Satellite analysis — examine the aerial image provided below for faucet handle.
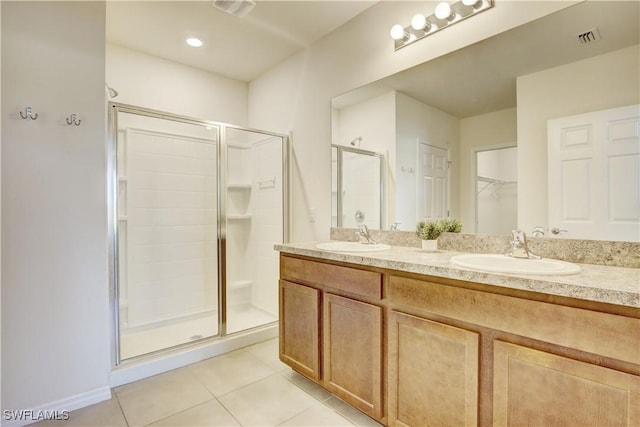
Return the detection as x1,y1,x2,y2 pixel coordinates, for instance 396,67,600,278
531,226,545,237
511,229,526,243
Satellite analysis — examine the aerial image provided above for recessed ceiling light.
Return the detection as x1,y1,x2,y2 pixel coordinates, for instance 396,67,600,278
186,37,203,47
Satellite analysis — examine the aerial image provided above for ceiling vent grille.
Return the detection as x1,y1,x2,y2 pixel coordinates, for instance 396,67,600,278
212,0,256,17
577,28,601,44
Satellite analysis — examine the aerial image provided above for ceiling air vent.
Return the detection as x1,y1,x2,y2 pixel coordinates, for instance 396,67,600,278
212,0,256,18
577,28,601,44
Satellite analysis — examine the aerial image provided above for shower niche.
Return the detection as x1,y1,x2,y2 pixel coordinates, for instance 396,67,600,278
109,104,288,362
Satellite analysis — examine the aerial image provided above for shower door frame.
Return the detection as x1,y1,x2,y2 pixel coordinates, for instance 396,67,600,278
332,144,386,229
107,102,290,366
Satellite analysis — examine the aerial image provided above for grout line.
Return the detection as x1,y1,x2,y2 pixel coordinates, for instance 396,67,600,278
212,395,244,427
112,389,131,427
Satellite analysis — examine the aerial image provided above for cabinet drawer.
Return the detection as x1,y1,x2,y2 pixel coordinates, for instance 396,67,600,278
281,255,382,300
389,275,640,364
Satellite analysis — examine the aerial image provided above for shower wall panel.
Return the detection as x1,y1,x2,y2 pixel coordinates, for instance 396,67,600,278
249,137,284,316
117,113,218,336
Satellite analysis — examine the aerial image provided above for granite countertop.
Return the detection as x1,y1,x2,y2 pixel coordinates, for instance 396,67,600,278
275,241,640,308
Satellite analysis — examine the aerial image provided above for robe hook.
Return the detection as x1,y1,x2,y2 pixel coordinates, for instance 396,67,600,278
19,107,38,120
66,114,81,126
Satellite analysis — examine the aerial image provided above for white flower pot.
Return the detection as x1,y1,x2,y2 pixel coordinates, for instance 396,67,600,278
421,239,438,252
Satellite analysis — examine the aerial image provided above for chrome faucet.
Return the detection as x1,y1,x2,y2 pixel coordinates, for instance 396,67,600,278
506,229,540,259
356,224,376,244
390,222,401,230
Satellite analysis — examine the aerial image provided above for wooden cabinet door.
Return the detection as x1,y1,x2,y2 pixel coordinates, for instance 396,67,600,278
323,293,383,420
388,311,479,427
494,340,640,427
279,280,320,381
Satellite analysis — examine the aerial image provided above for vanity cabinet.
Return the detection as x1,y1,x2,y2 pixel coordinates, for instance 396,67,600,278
279,255,385,421
279,253,640,427
388,311,479,427
279,280,320,381
493,341,639,426
324,293,383,419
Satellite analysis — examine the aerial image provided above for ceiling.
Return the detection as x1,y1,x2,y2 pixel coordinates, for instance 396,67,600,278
106,0,377,82
333,1,640,118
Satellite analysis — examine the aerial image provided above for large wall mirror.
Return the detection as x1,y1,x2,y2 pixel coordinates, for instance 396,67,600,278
331,1,639,242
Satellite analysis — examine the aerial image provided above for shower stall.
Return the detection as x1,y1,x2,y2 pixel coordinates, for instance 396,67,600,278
331,144,385,229
108,103,288,363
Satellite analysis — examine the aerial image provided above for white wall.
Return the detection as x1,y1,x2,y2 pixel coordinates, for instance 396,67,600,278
333,91,395,228
248,1,574,242
517,44,640,233
477,147,518,235
396,92,459,231
460,108,517,233
106,43,248,125
1,0,111,415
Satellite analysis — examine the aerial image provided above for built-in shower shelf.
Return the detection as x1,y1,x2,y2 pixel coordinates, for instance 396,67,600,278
118,216,128,221
227,214,252,220
119,176,128,182
230,279,252,289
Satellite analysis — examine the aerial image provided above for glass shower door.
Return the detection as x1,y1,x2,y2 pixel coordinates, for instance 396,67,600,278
224,127,286,334
112,107,220,361
332,145,385,229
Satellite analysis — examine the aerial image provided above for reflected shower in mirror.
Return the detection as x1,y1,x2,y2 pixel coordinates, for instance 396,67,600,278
332,145,385,230
331,1,639,241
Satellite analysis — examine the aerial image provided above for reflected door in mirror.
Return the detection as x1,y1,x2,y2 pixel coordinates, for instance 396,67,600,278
418,143,449,221
548,104,640,242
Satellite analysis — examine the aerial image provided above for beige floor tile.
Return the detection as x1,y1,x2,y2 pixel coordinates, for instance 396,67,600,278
31,397,127,427
114,368,212,426
149,399,240,426
243,338,288,372
323,397,383,427
280,369,333,402
278,402,355,426
187,349,276,396
218,374,318,426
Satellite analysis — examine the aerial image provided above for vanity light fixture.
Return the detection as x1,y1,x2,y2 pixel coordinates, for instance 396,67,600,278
390,0,494,50
434,2,456,21
186,37,204,47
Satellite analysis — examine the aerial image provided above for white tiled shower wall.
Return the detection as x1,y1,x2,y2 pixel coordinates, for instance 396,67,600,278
248,137,284,316
341,152,381,229
119,115,218,330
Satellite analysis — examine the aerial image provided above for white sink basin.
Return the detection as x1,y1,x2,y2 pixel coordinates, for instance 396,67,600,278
316,242,391,253
450,254,581,275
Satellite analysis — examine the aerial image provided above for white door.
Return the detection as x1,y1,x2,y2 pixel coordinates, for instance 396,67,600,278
418,143,449,221
548,104,640,241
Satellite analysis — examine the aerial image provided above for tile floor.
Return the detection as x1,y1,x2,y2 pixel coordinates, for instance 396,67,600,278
34,338,382,427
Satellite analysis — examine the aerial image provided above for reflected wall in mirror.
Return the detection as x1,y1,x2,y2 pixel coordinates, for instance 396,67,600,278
331,1,639,241
475,146,517,235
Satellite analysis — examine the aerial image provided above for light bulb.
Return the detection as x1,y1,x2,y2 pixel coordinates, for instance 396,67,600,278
434,2,455,21
411,14,427,30
186,37,203,47
390,24,406,40
462,0,482,7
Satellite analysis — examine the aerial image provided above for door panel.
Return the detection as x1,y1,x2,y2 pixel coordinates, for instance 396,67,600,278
418,143,449,220
548,104,640,241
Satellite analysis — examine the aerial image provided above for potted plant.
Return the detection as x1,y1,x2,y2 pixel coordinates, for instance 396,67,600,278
416,218,462,251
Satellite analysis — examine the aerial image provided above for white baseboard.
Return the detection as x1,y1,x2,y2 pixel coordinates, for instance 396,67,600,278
110,324,278,387
1,386,111,427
